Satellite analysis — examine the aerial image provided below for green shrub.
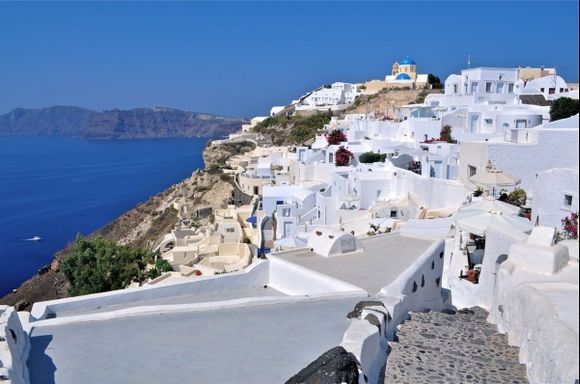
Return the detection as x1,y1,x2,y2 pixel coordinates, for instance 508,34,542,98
550,97,579,121
359,152,387,163
60,235,154,296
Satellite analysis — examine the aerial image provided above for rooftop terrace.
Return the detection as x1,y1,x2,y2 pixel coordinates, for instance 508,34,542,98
272,233,435,295
28,296,363,384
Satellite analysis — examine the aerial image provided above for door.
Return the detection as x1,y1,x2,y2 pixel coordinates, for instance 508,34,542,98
283,222,292,238
470,115,479,133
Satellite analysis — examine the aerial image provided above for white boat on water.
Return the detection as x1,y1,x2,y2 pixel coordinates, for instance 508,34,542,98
29,236,42,241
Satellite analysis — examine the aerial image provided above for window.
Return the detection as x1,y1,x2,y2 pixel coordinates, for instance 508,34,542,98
390,210,398,218
485,118,493,125
485,82,493,93
564,194,574,207
468,165,477,178
515,119,527,129
226,228,235,233
508,83,514,93
540,88,545,93
560,88,564,93
282,208,291,217
496,82,504,93
470,82,479,93
453,84,458,94
549,88,556,94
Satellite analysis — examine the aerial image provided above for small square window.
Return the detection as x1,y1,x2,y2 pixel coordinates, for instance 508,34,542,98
485,82,493,93
564,194,573,207
390,210,398,218
468,165,477,178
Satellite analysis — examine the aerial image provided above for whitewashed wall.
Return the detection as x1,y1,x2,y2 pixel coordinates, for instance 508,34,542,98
0,307,30,384
478,222,529,310
267,255,365,296
31,261,270,320
532,168,579,228
460,128,580,191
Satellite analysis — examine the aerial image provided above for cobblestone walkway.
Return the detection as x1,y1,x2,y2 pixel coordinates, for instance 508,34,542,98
385,307,529,384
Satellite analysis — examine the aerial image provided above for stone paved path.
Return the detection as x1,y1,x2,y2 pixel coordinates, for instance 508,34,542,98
385,307,529,384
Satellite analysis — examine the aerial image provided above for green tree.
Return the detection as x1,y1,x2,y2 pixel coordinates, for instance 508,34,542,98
439,125,456,143
60,235,154,296
427,74,442,89
550,97,580,121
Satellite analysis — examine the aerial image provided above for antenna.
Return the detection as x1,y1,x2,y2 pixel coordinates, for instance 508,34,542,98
467,53,471,69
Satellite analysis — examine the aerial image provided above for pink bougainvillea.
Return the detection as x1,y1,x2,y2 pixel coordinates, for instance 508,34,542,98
561,211,578,240
335,146,353,167
326,130,347,145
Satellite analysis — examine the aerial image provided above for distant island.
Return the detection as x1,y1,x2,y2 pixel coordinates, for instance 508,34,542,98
0,106,246,139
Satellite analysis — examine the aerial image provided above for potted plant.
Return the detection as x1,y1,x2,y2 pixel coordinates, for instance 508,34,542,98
473,186,484,197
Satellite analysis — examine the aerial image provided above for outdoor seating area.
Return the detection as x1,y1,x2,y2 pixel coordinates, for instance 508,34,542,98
460,234,486,284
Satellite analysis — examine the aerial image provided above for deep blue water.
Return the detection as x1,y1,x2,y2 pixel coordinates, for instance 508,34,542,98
0,137,207,297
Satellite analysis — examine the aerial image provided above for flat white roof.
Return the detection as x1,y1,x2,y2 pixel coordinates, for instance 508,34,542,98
28,296,362,384
272,233,434,295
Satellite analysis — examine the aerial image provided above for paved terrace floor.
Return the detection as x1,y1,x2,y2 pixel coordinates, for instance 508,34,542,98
28,296,363,384
274,233,435,295
50,285,286,318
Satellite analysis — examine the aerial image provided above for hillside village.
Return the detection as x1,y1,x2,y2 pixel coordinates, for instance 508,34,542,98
1,58,579,384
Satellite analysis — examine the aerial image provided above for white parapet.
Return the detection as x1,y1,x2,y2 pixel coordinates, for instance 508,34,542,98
0,306,30,384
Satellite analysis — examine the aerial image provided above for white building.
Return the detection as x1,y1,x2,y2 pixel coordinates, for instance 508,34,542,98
459,114,580,191
523,75,578,100
296,82,361,112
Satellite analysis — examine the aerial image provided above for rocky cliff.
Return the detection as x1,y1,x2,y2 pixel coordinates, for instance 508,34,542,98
0,106,245,139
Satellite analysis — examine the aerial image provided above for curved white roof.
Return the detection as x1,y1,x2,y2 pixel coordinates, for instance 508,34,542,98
307,228,361,257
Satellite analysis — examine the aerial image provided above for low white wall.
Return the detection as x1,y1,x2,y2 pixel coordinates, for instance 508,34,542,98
0,306,30,384
478,223,529,310
30,261,270,321
489,271,579,384
341,304,390,384
380,238,445,315
339,238,446,383
267,255,365,296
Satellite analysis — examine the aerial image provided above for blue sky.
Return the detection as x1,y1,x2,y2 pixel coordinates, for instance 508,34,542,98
1,1,578,117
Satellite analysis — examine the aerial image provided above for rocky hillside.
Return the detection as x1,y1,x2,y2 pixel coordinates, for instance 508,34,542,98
0,106,245,139
342,88,443,117
251,88,444,146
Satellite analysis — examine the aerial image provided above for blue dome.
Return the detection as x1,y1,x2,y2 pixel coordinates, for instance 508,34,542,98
396,73,412,80
399,56,416,65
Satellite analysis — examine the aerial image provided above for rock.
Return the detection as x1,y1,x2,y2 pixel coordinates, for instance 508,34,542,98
364,313,381,328
14,300,29,311
347,300,386,319
285,346,360,384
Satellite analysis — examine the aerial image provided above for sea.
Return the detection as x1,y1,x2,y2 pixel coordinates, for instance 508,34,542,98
0,136,207,297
